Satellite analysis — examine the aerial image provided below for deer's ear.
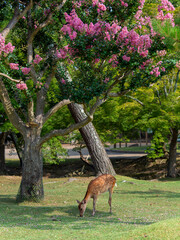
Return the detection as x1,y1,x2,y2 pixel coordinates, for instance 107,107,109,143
76,200,80,204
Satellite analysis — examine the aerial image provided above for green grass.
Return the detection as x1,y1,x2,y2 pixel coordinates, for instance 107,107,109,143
0,175,179,240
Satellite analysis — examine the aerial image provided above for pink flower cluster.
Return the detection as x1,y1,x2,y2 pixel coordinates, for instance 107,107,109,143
22,67,31,75
61,9,152,60
158,0,175,12
117,28,152,58
150,67,161,77
61,78,66,84
140,59,153,69
16,83,28,90
92,0,107,13
33,54,43,64
104,77,110,83
36,81,43,89
0,34,15,55
61,10,121,41
119,0,128,7
72,1,82,8
10,63,19,70
56,45,70,59
157,0,175,27
176,61,180,70
156,50,167,57
122,55,130,62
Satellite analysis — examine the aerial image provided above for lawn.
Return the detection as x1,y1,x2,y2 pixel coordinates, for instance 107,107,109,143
0,175,179,240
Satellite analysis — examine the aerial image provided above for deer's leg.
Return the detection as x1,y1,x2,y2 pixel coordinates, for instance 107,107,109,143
92,196,97,216
108,188,113,213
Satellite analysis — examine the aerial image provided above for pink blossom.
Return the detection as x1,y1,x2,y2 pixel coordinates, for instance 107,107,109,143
61,78,66,84
104,77,110,83
56,49,67,59
22,16,26,20
161,67,166,72
157,50,167,57
156,0,175,27
92,0,99,7
16,83,28,90
94,58,100,63
140,50,149,57
117,27,129,41
0,34,15,55
33,54,43,64
156,61,162,66
120,0,128,7
150,67,160,77
158,0,175,12
176,61,180,70
69,31,77,40
98,3,106,12
122,55,130,62
22,67,31,75
10,63,19,70
104,31,111,41
108,54,117,63
3,42,15,54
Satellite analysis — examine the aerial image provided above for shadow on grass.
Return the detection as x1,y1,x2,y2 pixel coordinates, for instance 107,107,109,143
0,194,154,231
116,189,180,198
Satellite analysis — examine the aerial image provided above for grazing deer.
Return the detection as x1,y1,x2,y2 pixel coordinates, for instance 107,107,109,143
77,174,116,217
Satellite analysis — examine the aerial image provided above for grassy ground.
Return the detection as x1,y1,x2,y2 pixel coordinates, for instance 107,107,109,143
0,175,179,240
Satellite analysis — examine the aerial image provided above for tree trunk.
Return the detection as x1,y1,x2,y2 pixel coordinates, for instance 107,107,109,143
0,132,6,173
167,128,178,178
68,103,116,176
16,131,44,202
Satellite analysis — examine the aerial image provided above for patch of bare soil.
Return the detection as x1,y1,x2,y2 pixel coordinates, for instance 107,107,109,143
2,156,180,179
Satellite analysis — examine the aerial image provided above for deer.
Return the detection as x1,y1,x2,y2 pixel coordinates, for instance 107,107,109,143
77,174,116,217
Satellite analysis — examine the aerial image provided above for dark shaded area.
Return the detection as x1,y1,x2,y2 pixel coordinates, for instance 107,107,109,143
2,156,180,180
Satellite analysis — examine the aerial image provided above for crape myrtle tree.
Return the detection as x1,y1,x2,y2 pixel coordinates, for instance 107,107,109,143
0,0,98,202
0,0,177,201
56,0,177,175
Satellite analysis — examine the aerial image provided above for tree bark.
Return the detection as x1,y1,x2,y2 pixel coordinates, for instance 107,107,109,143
0,132,6,172
68,103,116,176
16,130,44,202
167,128,178,178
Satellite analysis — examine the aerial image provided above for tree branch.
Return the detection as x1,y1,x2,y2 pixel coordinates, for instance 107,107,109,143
1,0,33,38
35,64,58,118
38,114,93,147
0,73,21,83
42,99,71,125
0,78,26,135
27,0,67,46
125,95,144,106
108,89,130,97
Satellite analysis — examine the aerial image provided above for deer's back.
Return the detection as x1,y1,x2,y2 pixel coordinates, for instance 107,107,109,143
87,174,116,197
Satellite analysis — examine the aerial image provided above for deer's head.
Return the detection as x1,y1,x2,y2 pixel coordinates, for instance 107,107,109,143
77,199,87,217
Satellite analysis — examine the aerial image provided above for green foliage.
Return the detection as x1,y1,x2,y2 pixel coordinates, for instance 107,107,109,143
42,137,67,165
146,132,167,159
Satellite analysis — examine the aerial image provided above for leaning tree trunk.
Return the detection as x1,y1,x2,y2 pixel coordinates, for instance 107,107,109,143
68,103,116,176
167,128,178,178
0,132,6,173
16,129,44,202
